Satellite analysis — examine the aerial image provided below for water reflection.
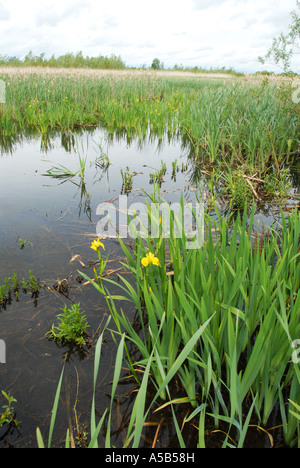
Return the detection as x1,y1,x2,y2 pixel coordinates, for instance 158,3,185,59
0,125,299,448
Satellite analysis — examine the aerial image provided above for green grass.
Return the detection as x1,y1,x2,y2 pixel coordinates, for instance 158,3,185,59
1,72,299,178
36,185,300,448
83,186,300,447
1,70,299,447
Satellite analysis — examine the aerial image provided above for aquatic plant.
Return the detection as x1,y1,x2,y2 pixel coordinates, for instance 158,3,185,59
28,270,39,295
46,303,89,347
120,166,134,194
18,238,31,249
0,285,7,305
0,390,20,428
11,273,19,300
0,72,298,182
43,164,78,180
0,271,39,309
84,186,300,447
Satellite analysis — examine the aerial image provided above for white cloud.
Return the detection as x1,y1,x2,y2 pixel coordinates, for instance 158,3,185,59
0,2,10,21
0,0,299,72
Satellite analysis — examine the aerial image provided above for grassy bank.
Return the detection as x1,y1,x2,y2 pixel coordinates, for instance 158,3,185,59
1,71,298,171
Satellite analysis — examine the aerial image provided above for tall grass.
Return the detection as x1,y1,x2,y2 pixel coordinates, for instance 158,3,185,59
1,72,298,175
83,186,300,447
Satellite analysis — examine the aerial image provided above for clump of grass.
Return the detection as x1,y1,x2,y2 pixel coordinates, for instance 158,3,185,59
171,159,180,181
150,160,167,185
46,303,89,347
120,166,134,194
28,270,39,295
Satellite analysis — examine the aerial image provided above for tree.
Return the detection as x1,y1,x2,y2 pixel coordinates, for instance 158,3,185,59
151,58,163,70
258,1,300,73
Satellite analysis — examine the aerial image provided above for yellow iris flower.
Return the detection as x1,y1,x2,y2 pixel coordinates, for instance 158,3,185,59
141,252,159,267
90,238,105,251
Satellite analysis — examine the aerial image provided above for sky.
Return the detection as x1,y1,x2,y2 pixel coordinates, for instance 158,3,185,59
0,0,299,73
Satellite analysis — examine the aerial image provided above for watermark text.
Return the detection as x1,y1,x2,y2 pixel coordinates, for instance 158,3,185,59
292,339,300,364
96,195,204,249
0,80,6,104
0,339,6,364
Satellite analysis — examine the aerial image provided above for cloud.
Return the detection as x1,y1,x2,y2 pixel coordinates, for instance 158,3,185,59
192,0,228,10
0,0,299,73
0,3,10,21
34,0,88,27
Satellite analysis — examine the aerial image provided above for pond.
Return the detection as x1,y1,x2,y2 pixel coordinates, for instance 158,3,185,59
0,127,299,447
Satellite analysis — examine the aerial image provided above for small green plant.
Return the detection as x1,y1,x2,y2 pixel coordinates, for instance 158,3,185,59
47,303,89,346
28,270,39,295
18,238,31,249
120,166,134,194
0,390,20,428
150,160,167,185
4,278,11,295
11,273,19,300
0,285,7,305
20,277,27,293
0,271,39,308
171,159,180,180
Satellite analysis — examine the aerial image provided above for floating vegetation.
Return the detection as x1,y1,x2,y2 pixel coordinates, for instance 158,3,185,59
42,164,78,180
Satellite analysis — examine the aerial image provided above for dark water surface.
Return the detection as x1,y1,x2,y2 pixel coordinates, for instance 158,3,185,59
0,128,298,447
0,128,194,447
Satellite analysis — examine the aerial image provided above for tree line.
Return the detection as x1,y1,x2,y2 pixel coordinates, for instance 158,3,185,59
0,51,126,70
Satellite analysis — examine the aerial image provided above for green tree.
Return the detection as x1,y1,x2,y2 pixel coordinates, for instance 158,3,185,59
151,58,162,70
259,1,300,73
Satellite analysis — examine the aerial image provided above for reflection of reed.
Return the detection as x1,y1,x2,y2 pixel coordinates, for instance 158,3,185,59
0,133,21,155
77,181,92,221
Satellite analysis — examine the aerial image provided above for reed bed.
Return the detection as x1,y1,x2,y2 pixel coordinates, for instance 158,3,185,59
1,71,299,174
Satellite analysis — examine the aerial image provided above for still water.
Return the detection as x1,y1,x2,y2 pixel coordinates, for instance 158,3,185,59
0,128,195,447
0,127,298,447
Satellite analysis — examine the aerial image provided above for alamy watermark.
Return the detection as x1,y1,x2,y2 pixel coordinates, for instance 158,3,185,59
292,339,300,364
0,79,6,104
292,85,300,104
96,195,204,249
0,339,6,364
